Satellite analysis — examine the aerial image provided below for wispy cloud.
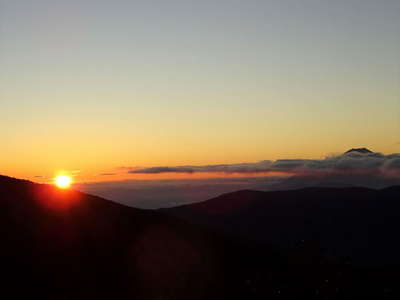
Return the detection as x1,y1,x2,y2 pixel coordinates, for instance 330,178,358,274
118,166,142,170
129,161,273,174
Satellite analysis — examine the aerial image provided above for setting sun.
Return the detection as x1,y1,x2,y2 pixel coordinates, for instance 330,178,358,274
54,175,72,189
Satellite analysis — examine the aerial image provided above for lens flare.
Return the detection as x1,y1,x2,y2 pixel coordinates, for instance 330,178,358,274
54,175,72,189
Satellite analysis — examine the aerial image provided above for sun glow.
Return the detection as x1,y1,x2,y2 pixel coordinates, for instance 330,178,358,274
54,175,72,189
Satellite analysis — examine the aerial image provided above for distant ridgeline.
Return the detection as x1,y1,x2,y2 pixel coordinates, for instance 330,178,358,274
344,148,374,154
163,185,400,265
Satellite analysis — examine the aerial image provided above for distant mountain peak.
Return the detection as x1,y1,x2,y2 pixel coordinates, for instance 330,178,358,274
344,148,373,154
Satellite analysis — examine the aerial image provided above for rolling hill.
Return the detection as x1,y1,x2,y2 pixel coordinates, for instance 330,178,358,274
2,174,400,299
0,175,245,299
163,186,400,265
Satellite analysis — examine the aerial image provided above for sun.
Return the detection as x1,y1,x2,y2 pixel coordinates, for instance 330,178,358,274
54,175,72,189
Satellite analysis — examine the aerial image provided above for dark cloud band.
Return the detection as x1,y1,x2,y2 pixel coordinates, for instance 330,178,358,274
129,152,400,175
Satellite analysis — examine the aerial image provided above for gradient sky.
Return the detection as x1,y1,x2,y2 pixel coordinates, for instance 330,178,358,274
1,0,399,183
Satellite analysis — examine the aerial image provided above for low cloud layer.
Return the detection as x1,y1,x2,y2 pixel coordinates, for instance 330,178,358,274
78,177,284,209
129,151,400,176
78,150,400,209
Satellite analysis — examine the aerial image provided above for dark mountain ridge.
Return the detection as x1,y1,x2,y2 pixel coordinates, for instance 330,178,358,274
0,175,246,299
2,174,400,299
344,148,374,154
163,186,400,265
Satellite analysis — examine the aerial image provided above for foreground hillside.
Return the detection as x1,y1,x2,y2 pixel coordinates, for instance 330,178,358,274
0,175,243,299
1,175,400,299
163,186,400,265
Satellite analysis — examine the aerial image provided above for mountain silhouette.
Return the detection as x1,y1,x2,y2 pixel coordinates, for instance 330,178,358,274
163,186,400,265
0,175,252,299
2,174,400,299
344,148,374,154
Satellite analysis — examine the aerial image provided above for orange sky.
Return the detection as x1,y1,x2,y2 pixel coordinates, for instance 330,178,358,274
1,1,399,184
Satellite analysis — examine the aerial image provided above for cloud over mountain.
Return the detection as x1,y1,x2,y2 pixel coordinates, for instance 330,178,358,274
80,149,400,209
129,150,400,176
